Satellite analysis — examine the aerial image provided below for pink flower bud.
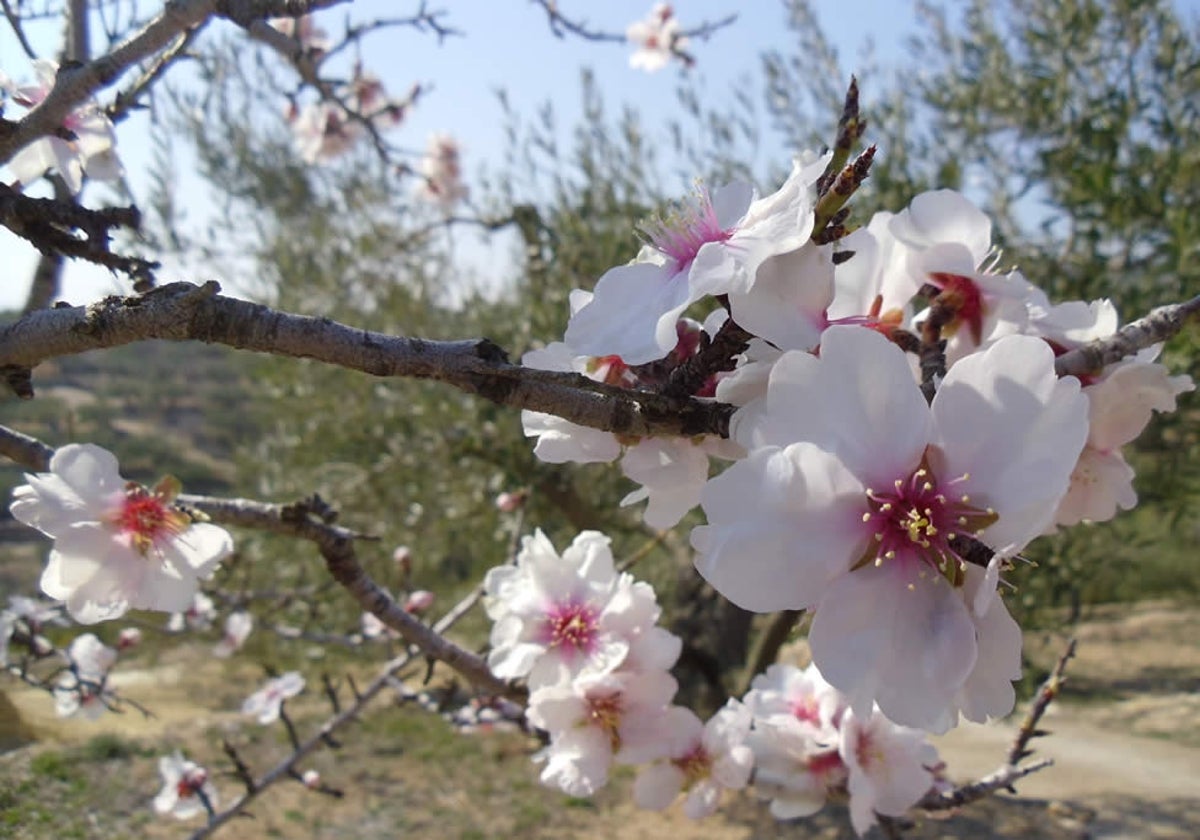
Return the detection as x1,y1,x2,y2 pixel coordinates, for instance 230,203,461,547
117,627,142,650
403,590,435,615
393,545,412,571
301,769,321,790
494,490,528,512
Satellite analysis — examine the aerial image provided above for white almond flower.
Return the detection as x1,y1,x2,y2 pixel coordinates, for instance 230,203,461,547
565,155,828,365
10,444,233,625
167,591,216,632
153,751,217,820
242,671,306,724
633,700,754,818
626,3,687,72
839,707,938,836
416,133,469,212
54,633,117,719
292,100,362,164
528,667,678,796
212,610,254,658
483,530,659,689
0,60,122,194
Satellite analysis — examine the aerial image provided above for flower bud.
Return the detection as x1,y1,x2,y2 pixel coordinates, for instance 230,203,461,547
494,490,528,512
403,590,435,615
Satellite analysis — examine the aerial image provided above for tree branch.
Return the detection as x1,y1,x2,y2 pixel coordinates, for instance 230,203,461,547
0,0,347,166
0,281,734,438
1055,293,1200,377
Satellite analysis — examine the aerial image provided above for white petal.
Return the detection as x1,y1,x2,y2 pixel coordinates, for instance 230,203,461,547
932,335,1088,555
692,444,864,612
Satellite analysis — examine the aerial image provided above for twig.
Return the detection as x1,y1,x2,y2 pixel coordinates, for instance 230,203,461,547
1055,293,1200,377
186,552,510,840
919,758,1054,811
1008,638,1076,766
1,0,38,59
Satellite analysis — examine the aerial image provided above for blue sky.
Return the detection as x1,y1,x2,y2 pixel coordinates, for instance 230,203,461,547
0,0,920,310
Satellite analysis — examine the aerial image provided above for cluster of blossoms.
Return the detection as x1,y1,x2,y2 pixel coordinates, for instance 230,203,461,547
745,663,941,835
484,529,749,809
288,68,416,165
0,595,61,665
483,531,942,832
0,59,123,194
525,166,1193,736
626,3,689,72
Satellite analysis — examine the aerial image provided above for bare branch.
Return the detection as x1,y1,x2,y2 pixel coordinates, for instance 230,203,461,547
187,543,516,840
1055,293,1200,377
2,0,39,59
0,281,734,438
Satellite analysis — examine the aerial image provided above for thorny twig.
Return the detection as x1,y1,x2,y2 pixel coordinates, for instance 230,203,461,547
919,639,1077,813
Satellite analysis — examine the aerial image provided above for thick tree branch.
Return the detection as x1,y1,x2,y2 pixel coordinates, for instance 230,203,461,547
0,281,734,438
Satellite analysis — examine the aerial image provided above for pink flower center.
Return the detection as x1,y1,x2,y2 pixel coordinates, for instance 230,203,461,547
858,456,997,585
807,749,846,784
672,742,713,789
176,768,207,799
112,484,188,555
586,691,625,749
788,697,821,725
640,188,733,271
927,272,986,346
538,600,599,660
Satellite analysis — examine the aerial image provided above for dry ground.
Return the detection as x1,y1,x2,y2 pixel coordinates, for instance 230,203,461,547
1,601,1198,839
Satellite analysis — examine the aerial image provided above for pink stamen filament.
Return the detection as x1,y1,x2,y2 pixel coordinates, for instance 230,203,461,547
858,455,997,585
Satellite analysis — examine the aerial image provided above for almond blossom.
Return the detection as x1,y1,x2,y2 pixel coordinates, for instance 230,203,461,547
242,671,306,724
167,591,216,632
626,3,686,72
154,751,217,820
10,444,233,625
564,155,828,365
891,190,1039,363
633,699,754,818
1053,360,1193,525
416,133,469,212
1028,297,1195,526
212,610,253,658
838,706,939,835
528,666,678,796
0,60,123,194
483,530,659,689
694,326,1088,730
54,633,117,719
270,14,330,53
291,100,363,164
